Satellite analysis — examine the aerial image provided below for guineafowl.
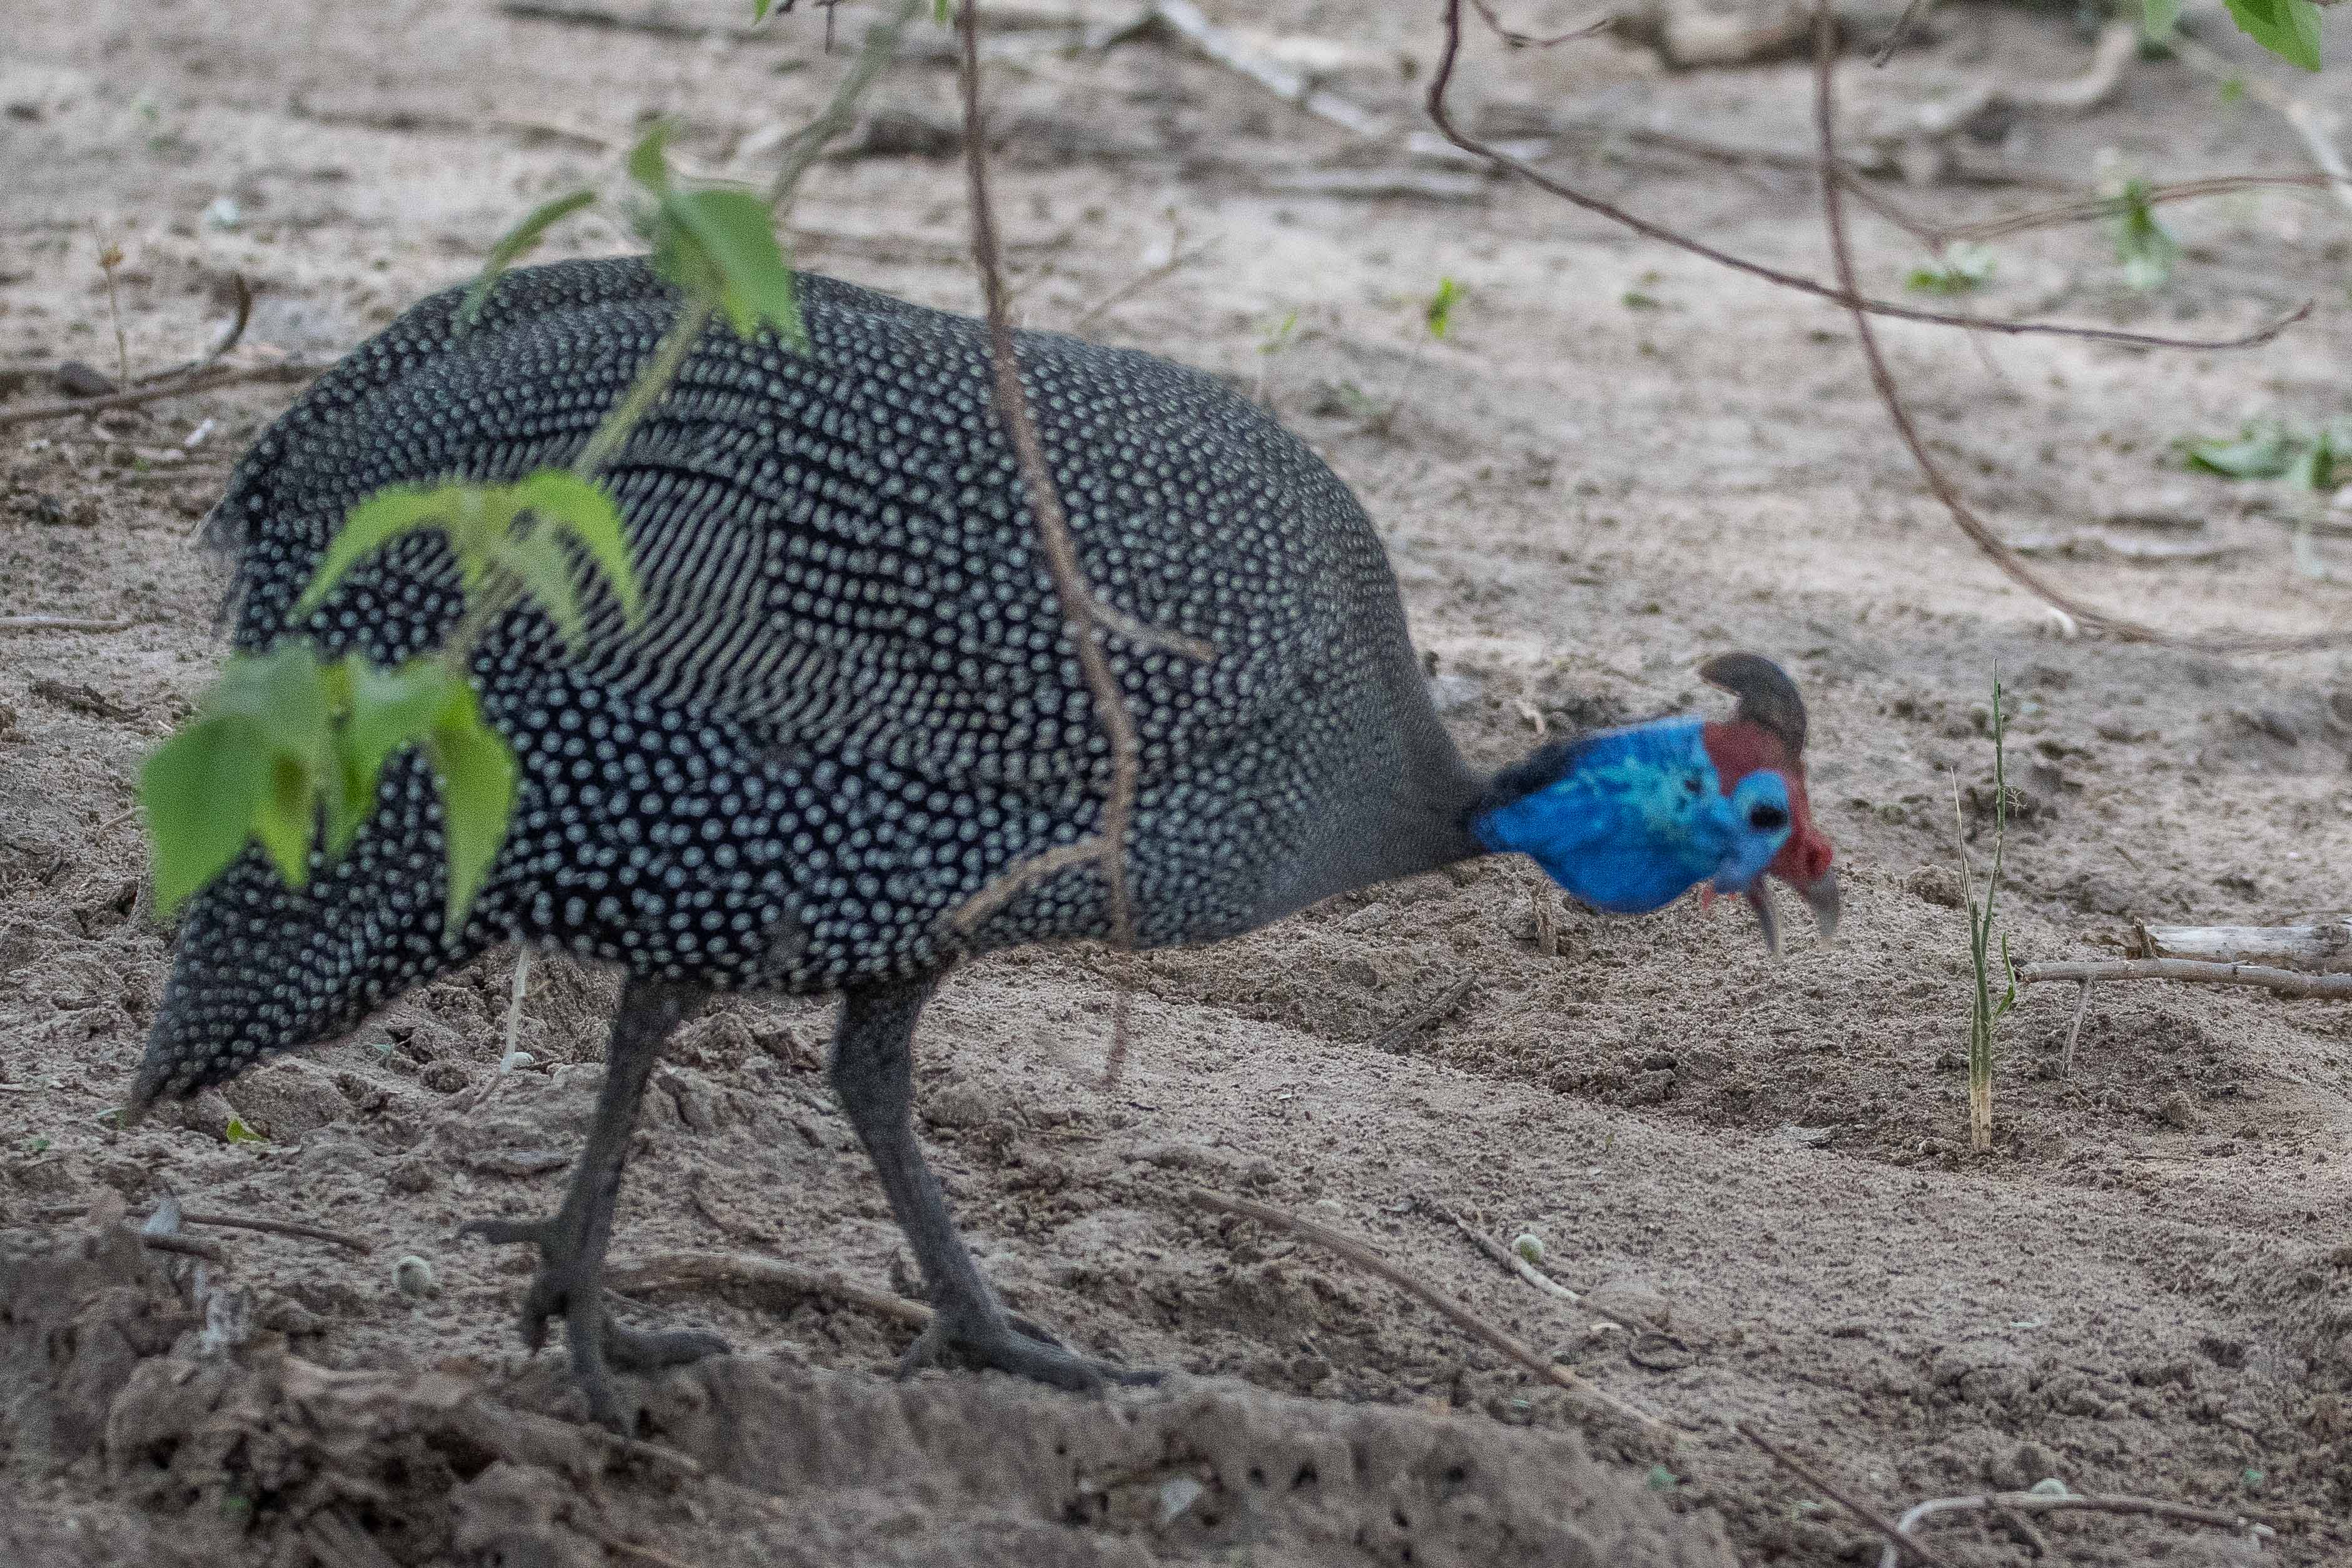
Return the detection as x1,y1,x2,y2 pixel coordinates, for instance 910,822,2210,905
127,258,1838,1426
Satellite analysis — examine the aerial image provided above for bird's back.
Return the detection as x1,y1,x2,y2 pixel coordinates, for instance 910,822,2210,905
203,258,1474,991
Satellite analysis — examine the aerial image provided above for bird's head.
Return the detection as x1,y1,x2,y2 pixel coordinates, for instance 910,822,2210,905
1470,652,1838,951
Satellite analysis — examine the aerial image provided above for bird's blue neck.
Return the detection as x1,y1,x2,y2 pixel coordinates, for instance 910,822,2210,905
1471,718,1779,915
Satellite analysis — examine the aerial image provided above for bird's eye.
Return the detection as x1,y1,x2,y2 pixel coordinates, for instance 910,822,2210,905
1748,803,1788,831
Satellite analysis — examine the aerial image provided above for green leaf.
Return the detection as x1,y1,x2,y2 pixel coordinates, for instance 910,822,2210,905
1425,276,1461,340
2109,180,2179,292
141,715,268,918
626,123,672,194
223,1116,266,1145
298,483,497,617
664,186,804,344
252,752,318,889
344,660,457,786
490,528,587,649
1906,242,1995,296
510,470,643,625
2184,423,2296,478
2142,0,2182,38
751,0,771,16
2224,0,2323,68
459,188,597,331
423,685,519,931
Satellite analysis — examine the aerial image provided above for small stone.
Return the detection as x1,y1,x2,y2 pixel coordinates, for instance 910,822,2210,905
2155,1090,2198,1130
1511,1232,1546,1265
394,1255,437,1298
420,1061,472,1094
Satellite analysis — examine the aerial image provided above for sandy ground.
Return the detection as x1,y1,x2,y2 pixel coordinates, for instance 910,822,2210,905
7,1,2352,1563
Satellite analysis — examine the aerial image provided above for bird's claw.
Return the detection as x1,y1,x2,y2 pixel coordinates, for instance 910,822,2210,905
898,1306,1162,1393
457,1210,729,1429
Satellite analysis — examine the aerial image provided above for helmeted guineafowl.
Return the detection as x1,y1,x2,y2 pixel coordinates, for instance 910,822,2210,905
128,257,1838,1425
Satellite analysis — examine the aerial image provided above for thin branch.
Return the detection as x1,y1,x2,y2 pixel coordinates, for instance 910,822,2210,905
1739,1422,1963,1568
0,359,326,432
1878,1489,2269,1568
768,0,926,211
139,1232,232,1265
2017,958,2352,998
178,1208,373,1254
2171,31,2352,223
1149,1,1388,139
1365,973,1477,1053
1424,0,2309,353
1190,1186,1676,1437
1870,0,1932,65
1469,0,1614,48
1806,6,2348,655
1071,230,1219,332
138,273,253,386
606,1248,932,1327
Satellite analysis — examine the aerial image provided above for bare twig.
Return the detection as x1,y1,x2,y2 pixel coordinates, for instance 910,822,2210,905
594,1534,701,1568
140,273,253,385
1806,6,2346,654
2017,958,2352,998
0,360,325,432
1148,1,1387,139
1425,0,2308,353
139,1232,232,1265
1908,19,2136,138
2171,31,2352,223
1877,1489,2268,1568
178,1208,373,1254
1740,1421,1964,1568
1366,973,1477,1053
942,0,1212,956
768,0,926,211
1071,225,1218,331
1870,0,1932,65
1469,0,1613,48
1191,1186,1675,1437
2060,978,2089,1078
1420,1195,1591,1306
0,615,138,634
606,1248,932,1328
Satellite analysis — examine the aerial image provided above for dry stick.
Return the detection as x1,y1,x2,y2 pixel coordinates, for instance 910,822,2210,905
949,0,1212,1089
1191,1186,1676,1438
2134,918,2352,968
1869,0,1932,65
2060,976,2090,1078
1467,0,1614,49
0,360,325,432
1070,232,1219,332
176,1208,373,1253
1366,973,1476,1053
1422,0,2306,353
1877,1490,2269,1568
606,1248,933,1328
139,1231,232,1265
1804,8,2348,655
1148,1,1387,139
1739,1421,1964,1568
2171,31,2352,222
2018,958,2352,998
139,273,253,386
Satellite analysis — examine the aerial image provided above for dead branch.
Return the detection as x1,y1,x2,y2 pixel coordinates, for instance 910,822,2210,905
1470,0,1614,48
0,360,325,432
2007,530,2250,565
1070,225,1219,331
1190,1186,1676,1437
1903,173,2341,250
0,615,139,634
606,1248,932,1327
768,0,926,211
2017,958,2352,999
1426,0,2308,353
178,1208,374,1254
2131,919,2352,971
1806,6,2347,654
1147,1,1387,140
1739,1421,1962,1568
1877,1489,2269,1568
1907,18,2136,139
138,274,253,386
1366,973,1478,1053
2171,30,2352,223
139,1232,232,1265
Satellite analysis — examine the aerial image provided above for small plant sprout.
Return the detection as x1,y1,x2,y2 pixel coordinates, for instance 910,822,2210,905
98,239,130,387
1511,1232,1546,1265
2109,178,2181,291
1424,276,1462,340
1952,666,2019,1155
1905,242,1995,296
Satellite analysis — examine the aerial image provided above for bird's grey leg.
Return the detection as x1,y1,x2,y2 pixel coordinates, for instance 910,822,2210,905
831,976,1160,1392
459,974,727,1428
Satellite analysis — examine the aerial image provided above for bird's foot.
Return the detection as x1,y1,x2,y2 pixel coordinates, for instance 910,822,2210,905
458,1211,729,1429
900,1303,1162,1393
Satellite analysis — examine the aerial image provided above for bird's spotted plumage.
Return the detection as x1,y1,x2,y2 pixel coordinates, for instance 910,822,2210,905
144,258,1475,1100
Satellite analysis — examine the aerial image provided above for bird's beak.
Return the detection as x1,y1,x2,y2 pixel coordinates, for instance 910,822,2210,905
1745,869,1839,956
1797,869,1840,944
